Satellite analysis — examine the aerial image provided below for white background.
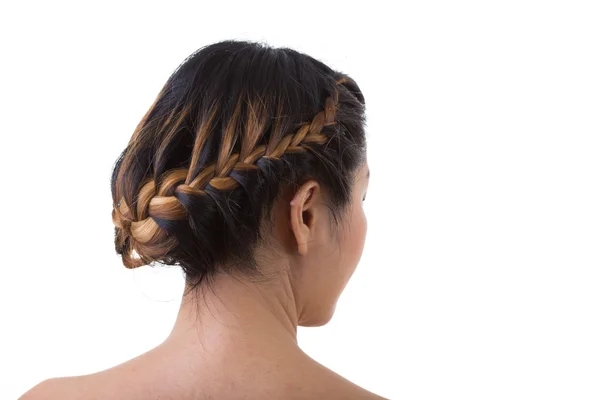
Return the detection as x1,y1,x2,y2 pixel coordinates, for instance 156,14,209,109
1,1,599,399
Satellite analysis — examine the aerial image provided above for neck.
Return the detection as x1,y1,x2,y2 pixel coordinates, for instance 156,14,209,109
163,268,300,349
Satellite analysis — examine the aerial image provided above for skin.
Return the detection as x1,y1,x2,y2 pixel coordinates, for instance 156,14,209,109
21,162,387,399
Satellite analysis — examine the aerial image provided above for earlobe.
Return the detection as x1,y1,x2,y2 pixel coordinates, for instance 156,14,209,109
289,181,320,256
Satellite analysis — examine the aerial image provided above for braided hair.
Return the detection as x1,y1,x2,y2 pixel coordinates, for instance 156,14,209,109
110,40,366,290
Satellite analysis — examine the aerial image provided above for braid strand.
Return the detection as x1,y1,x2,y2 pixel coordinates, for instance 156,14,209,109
113,83,344,268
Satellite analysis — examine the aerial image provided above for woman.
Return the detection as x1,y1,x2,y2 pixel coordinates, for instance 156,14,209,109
22,40,385,399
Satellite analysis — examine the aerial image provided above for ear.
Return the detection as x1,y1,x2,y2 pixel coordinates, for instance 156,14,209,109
289,180,321,256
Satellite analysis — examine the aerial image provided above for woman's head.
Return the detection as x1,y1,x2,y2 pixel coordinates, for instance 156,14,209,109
111,40,368,325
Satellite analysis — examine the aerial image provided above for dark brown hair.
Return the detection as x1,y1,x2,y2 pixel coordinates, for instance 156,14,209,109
111,40,367,292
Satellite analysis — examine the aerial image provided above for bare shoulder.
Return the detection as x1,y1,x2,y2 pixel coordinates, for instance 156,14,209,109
19,376,91,400
17,352,388,400
286,352,389,400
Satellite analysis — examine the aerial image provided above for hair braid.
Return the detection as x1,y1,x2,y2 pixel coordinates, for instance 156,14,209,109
112,79,347,269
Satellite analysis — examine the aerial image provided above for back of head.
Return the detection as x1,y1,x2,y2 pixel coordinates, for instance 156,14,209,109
111,40,367,292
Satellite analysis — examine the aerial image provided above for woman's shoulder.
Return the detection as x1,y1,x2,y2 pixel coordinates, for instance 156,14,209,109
293,353,388,399
18,353,387,400
19,376,86,400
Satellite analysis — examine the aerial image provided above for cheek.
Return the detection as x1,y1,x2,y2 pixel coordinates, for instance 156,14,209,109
349,206,367,266
338,203,367,280
304,205,367,326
